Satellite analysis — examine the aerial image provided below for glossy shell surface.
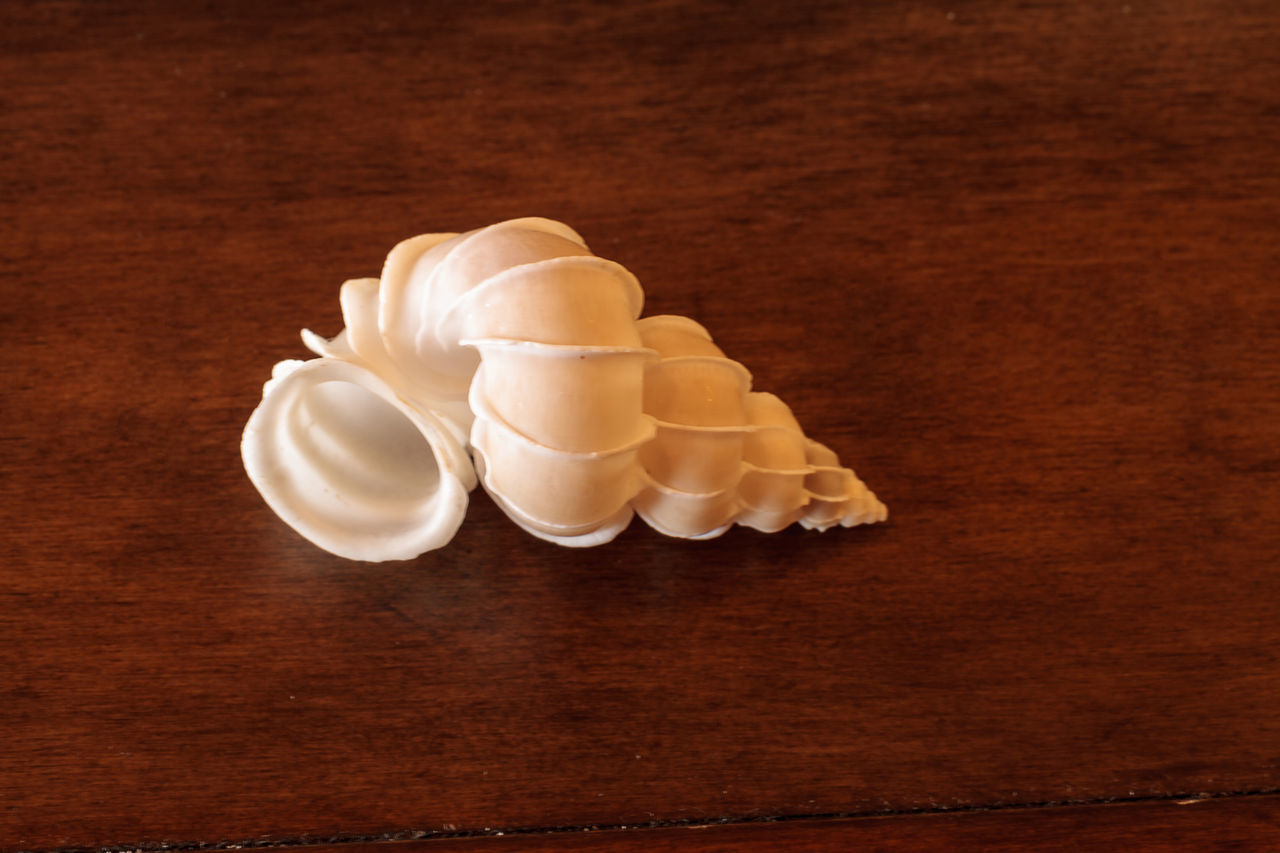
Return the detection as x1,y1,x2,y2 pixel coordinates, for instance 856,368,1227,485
242,218,886,559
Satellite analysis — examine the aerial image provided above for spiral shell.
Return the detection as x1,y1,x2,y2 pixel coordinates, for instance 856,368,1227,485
633,314,887,540
242,218,886,560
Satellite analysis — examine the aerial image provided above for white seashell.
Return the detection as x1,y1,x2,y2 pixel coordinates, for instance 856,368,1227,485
465,338,656,453
240,357,474,561
468,367,654,536
242,218,886,559
631,313,886,540
631,478,739,540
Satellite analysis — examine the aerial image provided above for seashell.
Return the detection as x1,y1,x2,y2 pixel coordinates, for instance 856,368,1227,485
465,338,655,453
242,218,886,559
633,316,887,540
239,355,475,562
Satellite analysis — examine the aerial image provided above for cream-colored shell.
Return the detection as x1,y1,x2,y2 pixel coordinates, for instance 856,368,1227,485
633,314,887,540
242,218,886,560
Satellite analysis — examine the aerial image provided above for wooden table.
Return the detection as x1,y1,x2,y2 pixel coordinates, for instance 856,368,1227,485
3,1,1278,849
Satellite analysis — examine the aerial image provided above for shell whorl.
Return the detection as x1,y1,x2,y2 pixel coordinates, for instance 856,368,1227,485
633,315,887,540
242,218,886,559
382,218,657,545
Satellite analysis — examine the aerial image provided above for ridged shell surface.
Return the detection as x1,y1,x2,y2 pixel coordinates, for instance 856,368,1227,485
242,218,886,559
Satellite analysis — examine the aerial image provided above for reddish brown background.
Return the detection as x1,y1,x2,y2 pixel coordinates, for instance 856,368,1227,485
3,1,1278,850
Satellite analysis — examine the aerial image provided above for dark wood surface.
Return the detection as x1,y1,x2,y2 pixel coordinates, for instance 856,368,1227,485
285,796,1280,851
3,1,1278,850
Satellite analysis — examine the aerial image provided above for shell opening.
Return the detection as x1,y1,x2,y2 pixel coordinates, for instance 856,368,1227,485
299,380,442,502
242,359,470,561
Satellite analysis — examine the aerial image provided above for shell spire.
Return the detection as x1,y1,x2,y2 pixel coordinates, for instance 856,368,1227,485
632,314,886,540
242,218,886,559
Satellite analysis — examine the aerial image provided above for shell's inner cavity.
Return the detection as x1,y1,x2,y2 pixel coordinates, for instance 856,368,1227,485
294,380,441,506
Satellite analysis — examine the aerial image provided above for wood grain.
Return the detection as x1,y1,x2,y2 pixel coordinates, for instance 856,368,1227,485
291,796,1280,851
2,0,1278,850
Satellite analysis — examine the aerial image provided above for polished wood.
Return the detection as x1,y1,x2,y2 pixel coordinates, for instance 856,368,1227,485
297,796,1280,851
2,0,1278,850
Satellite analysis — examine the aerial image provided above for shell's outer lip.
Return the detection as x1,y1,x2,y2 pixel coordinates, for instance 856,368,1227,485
240,357,474,562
